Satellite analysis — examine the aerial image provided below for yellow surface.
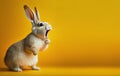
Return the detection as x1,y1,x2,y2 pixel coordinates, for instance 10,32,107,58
0,0,120,68
1,67,120,76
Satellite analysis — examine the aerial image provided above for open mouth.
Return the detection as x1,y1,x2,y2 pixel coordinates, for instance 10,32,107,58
45,30,50,37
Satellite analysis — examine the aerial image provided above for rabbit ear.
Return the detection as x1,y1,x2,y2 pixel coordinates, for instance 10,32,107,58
34,7,40,21
24,5,35,22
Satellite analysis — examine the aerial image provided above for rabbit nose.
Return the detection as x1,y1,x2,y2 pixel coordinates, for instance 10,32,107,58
45,26,52,30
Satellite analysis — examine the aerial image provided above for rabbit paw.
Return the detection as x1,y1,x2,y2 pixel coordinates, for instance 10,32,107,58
12,67,22,72
45,39,50,44
33,51,38,55
32,65,40,70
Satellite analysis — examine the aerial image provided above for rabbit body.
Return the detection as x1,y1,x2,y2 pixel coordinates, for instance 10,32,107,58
4,33,48,72
4,5,52,72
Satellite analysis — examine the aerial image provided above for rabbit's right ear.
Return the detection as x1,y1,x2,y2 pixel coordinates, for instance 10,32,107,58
34,7,40,21
24,5,35,22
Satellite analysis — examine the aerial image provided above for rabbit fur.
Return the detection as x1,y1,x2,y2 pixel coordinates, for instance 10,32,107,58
4,5,52,72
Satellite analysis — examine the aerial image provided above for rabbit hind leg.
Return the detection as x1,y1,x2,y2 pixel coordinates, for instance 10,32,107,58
9,65,22,72
31,65,40,70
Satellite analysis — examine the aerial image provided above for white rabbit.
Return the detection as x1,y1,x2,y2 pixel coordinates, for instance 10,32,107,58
4,5,52,72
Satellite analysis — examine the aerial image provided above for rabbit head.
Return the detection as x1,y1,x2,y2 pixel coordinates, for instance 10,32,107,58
24,5,52,40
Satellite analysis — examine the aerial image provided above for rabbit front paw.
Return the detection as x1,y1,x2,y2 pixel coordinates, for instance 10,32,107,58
33,51,38,55
45,39,50,44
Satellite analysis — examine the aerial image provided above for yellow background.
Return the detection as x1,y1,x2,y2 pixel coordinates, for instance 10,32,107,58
0,0,120,68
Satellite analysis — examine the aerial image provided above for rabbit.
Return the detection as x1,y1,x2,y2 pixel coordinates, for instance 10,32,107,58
4,5,52,72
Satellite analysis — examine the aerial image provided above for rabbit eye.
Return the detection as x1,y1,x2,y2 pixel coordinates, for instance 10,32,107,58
37,23,44,27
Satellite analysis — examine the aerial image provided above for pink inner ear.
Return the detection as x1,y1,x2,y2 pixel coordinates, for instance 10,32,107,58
24,5,34,20
27,8,34,20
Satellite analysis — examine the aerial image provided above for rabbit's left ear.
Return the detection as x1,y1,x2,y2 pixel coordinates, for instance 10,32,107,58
34,7,40,21
24,5,35,22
